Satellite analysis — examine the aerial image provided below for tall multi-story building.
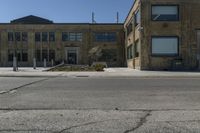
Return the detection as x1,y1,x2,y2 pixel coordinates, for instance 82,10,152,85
125,0,200,70
0,15,125,67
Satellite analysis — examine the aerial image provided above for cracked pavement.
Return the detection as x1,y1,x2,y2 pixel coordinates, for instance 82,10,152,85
0,76,200,132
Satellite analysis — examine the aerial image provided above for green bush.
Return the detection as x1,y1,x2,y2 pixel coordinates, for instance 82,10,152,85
93,64,106,71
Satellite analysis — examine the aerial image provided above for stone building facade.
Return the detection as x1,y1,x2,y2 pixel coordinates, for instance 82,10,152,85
125,0,200,70
0,15,125,67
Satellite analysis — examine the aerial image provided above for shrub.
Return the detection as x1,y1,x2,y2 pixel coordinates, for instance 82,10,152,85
93,64,106,71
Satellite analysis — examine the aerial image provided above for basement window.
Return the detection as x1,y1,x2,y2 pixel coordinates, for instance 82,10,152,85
151,36,179,56
152,5,179,21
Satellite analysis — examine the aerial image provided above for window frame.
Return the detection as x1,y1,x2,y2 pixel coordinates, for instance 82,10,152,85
8,32,14,42
35,32,41,42
135,9,141,26
151,5,180,21
49,32,55,42
127,44,133,60
62,32,69,41
151,36,179,57
94,32,117,42
22,32,28,42
42,32,48,42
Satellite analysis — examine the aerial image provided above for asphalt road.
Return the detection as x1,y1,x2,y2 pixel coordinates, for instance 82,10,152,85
0,76,200,133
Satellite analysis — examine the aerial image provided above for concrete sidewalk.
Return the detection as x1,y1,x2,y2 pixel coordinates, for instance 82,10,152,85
0,67,200,77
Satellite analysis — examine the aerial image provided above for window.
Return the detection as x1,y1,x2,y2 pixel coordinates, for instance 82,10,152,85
152,36,179,56
22,50,28,62
69,33,76,41
152,5,179,21
8,50,14,61
135,40,140,57
42,49,48,61
49,32,55,42
76,33,83,41
126,22,133,35
8,32,14,41
17,50,21,61
62,32,69,41
22,32,28,42
135,10,141,26
94,32,116,42
42,32,48,42
35,32,41,42
36,50,41,61
127,45,133,59
15,32,21,41
49,50,55,61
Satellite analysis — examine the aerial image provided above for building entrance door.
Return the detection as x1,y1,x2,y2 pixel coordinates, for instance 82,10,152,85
65,47,79,65
67,50,77,64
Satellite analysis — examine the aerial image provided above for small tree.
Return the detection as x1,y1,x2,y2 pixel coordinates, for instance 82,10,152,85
88,46,102,62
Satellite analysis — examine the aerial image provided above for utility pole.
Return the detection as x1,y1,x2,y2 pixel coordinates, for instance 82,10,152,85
116,12,119,23
92,12,96,23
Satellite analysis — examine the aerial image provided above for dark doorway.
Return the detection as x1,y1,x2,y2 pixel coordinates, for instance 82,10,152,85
67,50,77,64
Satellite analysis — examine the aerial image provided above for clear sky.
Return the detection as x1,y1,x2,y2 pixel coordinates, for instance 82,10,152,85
0,0,134,23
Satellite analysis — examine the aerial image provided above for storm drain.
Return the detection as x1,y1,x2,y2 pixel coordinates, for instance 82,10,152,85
75,75,89,78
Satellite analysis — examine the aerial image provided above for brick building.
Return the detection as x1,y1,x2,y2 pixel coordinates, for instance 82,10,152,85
125,0,200,70
0,15,125,67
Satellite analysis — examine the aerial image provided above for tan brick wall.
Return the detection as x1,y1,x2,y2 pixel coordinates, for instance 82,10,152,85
0,24,124,67
125,0,200,70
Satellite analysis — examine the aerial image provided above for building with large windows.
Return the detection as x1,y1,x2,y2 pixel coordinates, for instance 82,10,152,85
0,15,125,67
125,0,200,70
2,0,200,70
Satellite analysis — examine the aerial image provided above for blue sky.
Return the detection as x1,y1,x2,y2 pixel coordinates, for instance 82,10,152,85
0,0,134,23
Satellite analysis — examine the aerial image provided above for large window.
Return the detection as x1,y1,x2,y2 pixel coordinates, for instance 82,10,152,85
135,40,140,57
76,33,83,41
8,50,28,62
35,32,41,42
69,33,76,41
42,32,48,42
49,32,55,42
8,32,14,42
94,32,116,42
22,32,28,42
127,45,133,59
49,50,55,61
62,32,69,41
126,22,133,36
151,36,179,56
135,10,141,26
42,49,48,61
36,50,41,61
22,50,28,62
152,5,179,21
15,32,21,41
8,50,14,61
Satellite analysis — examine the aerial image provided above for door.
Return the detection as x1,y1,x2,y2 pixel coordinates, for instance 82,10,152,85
67,50,77,64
